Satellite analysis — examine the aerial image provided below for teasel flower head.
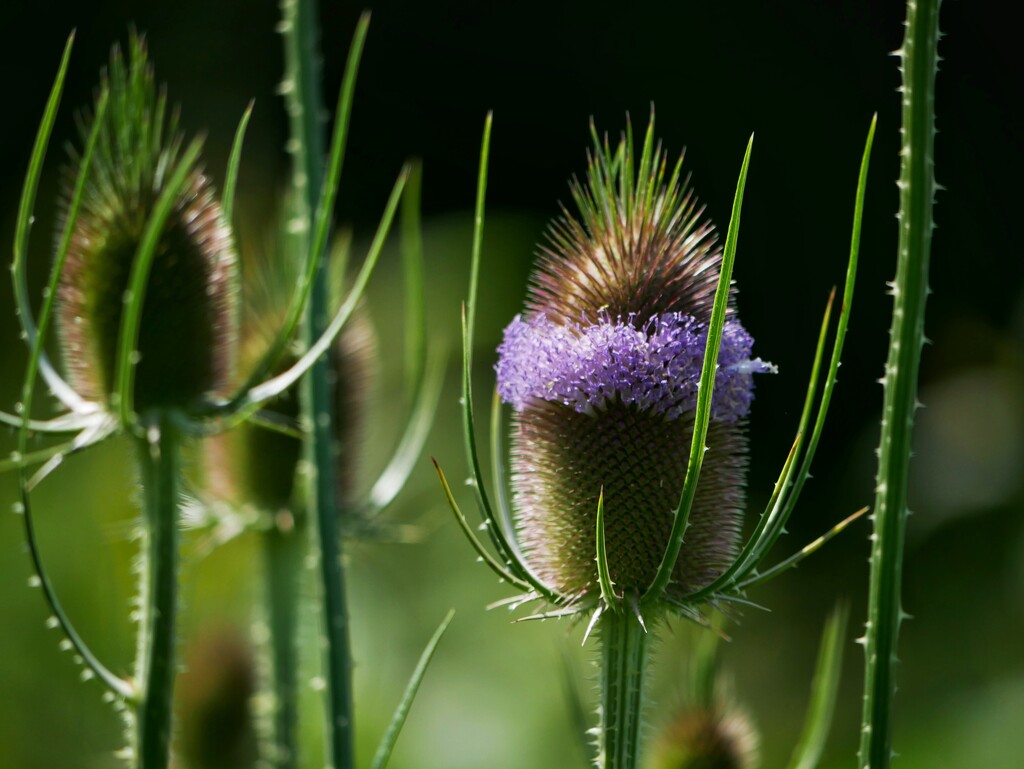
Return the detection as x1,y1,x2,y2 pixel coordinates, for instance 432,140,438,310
439,111,871,629
56,35,238,421
497,118,773,609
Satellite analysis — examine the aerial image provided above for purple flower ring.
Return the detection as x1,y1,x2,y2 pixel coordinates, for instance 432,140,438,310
496,311,774,423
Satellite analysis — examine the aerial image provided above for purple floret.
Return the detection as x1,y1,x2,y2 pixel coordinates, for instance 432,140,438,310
496,312,774,423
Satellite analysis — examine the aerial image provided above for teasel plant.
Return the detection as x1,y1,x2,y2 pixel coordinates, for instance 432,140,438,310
435,110,877,768
1,24,411,769
273,5,456,769
197,161,447,769
858,0,942,766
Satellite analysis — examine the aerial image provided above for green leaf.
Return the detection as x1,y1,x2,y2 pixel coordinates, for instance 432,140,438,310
400,160,427,406
222,99,254,226
740,507,868,589
642,134,754,605
763,114,877,559
432,459,531,590
370,610,455,769
455,115,560,603
595,488,618,609
687,292,834,602
11,32,89,413
786,604,850,769
365,342,447,513
113,137,205,427
243,167,408,407
489,389,548,590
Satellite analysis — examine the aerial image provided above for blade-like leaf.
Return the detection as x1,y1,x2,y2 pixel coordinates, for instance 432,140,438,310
432,459,532,591
489,388,551,589
642,134,754,604
222,99,254,225
457,114,539,585
17,486,134,700
365,342,447,512
11,33,90,413
370,610,455,769
242,167,408,408
786,604,850,769
114,137,205,427
0,410,99,434
763,115,877,558
685,428,804,602
740,507,869,589
596,488,618,609
400,159,426,405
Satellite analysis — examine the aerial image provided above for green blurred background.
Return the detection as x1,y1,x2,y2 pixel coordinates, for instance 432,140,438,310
1,1,1022,767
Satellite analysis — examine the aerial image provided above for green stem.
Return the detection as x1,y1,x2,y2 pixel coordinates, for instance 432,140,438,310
859,1,941,767
282,0,355,766
134,417,182,769
598,610,651,769
263,522,304,769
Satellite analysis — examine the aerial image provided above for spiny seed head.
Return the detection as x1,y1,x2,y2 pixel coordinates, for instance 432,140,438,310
56,35,238,417
176,627,257,769
206,227,375,515
496,115,773,606
647,706,760,769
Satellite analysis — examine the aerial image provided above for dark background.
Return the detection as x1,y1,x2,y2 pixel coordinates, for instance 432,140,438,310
1,1,1022,768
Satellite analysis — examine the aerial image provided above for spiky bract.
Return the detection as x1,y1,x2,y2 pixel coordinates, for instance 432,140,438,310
56,36,237,418
497,119,770,607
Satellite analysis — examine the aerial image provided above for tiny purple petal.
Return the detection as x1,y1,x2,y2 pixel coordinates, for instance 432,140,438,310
496,312,775,423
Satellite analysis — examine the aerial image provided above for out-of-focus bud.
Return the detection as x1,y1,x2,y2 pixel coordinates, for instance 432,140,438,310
56,36,237,418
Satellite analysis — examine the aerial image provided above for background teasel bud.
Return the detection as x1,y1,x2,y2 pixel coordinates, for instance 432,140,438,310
644,628,759,769
496,118,773,605
206,230,376,516
646,705,759,769
56,35,237,417
175,627,258,769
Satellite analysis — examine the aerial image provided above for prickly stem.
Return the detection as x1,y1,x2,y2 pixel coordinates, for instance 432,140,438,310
859,1,941,767
280,0,355,766
133,417,182,769
262,523,304,769
597,609,651,769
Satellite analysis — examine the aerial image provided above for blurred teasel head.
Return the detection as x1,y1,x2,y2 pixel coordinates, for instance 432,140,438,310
646,634,760,769
56,35,237,420
176,627,258,769
495,116,773,608
206,227,376,517
646,705,759,769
